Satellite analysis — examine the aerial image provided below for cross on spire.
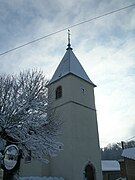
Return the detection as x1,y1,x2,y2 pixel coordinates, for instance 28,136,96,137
68,29,70,45
67,29,72,50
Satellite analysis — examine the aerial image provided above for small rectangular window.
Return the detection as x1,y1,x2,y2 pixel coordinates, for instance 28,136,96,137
25,151,31,163
80,87,86,95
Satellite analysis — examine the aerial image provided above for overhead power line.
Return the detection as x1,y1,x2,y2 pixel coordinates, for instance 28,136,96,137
125,135,135,142
0,3,135,56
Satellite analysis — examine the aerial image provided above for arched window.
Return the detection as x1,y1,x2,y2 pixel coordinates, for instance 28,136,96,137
55,86,62,99
84,164,95,180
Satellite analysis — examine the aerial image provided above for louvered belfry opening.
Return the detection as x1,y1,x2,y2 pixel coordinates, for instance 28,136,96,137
55,86,62,99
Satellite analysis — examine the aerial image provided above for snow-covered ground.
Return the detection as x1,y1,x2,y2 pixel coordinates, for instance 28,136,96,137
19,177,64,180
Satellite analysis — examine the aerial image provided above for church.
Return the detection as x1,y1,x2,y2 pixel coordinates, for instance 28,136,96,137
20,33,103,180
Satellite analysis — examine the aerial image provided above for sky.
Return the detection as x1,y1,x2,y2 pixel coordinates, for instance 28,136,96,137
0,0,135,148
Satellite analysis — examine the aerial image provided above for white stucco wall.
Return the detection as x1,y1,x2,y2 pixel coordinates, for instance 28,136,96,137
48,74,102,180
20,159,50,177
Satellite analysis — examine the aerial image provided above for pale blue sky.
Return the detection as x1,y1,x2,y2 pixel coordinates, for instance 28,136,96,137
0,0,135,147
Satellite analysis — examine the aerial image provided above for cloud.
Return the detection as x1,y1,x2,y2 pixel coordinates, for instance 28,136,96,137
92,40,135,146
74,21,135,147
0,0,135,147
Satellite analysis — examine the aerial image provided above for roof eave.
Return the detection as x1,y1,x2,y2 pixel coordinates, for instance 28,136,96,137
47,73,96,87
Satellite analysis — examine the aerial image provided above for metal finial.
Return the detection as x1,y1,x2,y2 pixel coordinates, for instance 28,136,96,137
68,29,70,45
66,29,72,50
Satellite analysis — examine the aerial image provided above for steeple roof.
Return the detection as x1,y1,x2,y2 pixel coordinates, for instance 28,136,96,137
49,47,95,86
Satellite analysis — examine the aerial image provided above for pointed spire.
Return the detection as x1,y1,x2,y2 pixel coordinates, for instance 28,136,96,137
48,42,96,86
66,29,72,50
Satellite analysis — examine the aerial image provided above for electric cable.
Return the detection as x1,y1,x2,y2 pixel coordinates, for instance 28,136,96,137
0,3,135,56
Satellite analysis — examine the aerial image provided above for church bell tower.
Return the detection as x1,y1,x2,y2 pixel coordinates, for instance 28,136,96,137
47,31,102,180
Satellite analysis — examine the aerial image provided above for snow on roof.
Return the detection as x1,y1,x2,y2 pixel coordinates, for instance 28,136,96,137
102,160,120,171
122,147,135,160
48,48,95,86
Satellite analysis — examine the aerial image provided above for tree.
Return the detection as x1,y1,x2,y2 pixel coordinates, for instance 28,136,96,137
0,70,63,166
101,140,135,160
101,143,122,160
